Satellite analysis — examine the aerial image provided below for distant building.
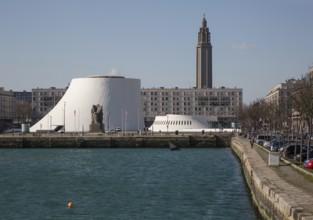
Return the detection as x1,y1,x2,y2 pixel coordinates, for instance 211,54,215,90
13,91,32,103
13,91,32,125
141,87,242,128
31,87,67,123
196,15,212,89
265,78,303,133
266,78,301,110
0,87,16,132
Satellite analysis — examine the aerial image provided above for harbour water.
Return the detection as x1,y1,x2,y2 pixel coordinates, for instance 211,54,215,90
0,148,259,219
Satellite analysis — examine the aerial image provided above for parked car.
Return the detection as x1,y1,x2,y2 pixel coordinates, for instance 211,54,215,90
255,135,274,146
2,128,22,133
295,149,313,161
303,158,313,169
270,139,287,151
263,138,277,149
278,141,295,152
263,139,271,148
282,143,307,158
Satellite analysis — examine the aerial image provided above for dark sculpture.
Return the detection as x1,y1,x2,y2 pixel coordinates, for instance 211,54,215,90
91,104,103,124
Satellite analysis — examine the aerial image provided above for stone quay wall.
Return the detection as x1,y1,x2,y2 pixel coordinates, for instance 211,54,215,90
231,137,313,220
0,132,232,148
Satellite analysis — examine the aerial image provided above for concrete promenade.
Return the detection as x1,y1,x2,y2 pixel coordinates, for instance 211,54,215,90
232,136,313,220
0,132,232,148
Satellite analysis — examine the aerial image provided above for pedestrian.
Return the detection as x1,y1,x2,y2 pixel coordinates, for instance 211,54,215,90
250,138,254,148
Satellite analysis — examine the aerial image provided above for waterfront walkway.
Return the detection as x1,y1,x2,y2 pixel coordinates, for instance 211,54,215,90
233,136,313,219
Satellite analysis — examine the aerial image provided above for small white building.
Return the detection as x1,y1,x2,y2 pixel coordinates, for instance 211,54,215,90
149,114,221,132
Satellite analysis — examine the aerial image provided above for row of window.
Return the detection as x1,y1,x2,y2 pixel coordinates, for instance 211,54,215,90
144,97,240,103
154,120,193,126
33,92,65,97
143,108,235,115
145,101,233,107
142,91,241,96
147,102,192,106
146,97,194,101
33,97,62,101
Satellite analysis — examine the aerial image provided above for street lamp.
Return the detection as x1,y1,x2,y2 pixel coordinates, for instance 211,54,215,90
50,116,52,131
63,102,66,132
108,111,110,132
74,110,76,132
167,115,169,133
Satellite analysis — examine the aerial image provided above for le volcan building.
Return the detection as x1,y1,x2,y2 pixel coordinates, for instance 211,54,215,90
141,16,243,127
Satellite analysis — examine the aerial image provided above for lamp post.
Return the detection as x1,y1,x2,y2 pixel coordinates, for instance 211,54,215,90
50,116,52,131
137,109,139,132
63,102,66,132
125,110,127,133
167,115,169,134
121,108,124,134
108,111,110,132
74,110,76,132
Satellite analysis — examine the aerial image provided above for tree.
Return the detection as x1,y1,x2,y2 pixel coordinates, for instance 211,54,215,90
292,75,313,161
16,102,32,124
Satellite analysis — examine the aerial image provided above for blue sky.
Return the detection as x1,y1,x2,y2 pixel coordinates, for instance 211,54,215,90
1,0,313,104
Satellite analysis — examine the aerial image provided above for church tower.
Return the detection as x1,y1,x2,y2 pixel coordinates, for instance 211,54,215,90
196,15,212,88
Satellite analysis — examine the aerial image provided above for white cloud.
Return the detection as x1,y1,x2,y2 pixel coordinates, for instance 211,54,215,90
232,42,256,51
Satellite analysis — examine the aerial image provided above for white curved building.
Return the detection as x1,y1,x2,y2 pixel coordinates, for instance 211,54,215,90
30,76,145,132
149,114,221,132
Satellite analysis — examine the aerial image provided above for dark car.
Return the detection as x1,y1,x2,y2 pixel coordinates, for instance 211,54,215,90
295,149,313,161
270,139,287,151
282,143,307,158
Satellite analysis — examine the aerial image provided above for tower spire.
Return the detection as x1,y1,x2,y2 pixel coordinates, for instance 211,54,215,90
196,15,212,89
202,14,207,28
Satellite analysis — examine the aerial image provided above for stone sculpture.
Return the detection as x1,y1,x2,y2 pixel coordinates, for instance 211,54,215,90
90,104,104,132
91,104,103,124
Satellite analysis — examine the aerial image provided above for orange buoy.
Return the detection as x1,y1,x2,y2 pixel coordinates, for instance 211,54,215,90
68,202,74,208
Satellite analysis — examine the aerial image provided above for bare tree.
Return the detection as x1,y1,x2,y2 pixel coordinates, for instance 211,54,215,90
16,102,32,124
292,76,313,160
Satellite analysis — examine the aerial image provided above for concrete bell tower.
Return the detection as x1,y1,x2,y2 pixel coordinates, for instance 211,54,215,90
196,15,213,88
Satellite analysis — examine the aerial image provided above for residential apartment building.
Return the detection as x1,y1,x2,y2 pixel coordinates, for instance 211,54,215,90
265,78,305,133
13,91,32,125
141,87,242,127
32,87,67,123
0,88,16,132
266,78,301,110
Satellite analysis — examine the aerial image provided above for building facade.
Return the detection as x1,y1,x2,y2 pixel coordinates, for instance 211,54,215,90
196,16,212,89
141,87,242,127
266,78,301,110
265,78,304,133
31,87,67,123
13,91,32,125
0,88,16,132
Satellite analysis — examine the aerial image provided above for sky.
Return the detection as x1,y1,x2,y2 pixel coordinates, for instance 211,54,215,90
1,0,313,104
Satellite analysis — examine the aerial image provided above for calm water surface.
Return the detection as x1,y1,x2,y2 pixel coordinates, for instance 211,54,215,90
0,148,259,219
